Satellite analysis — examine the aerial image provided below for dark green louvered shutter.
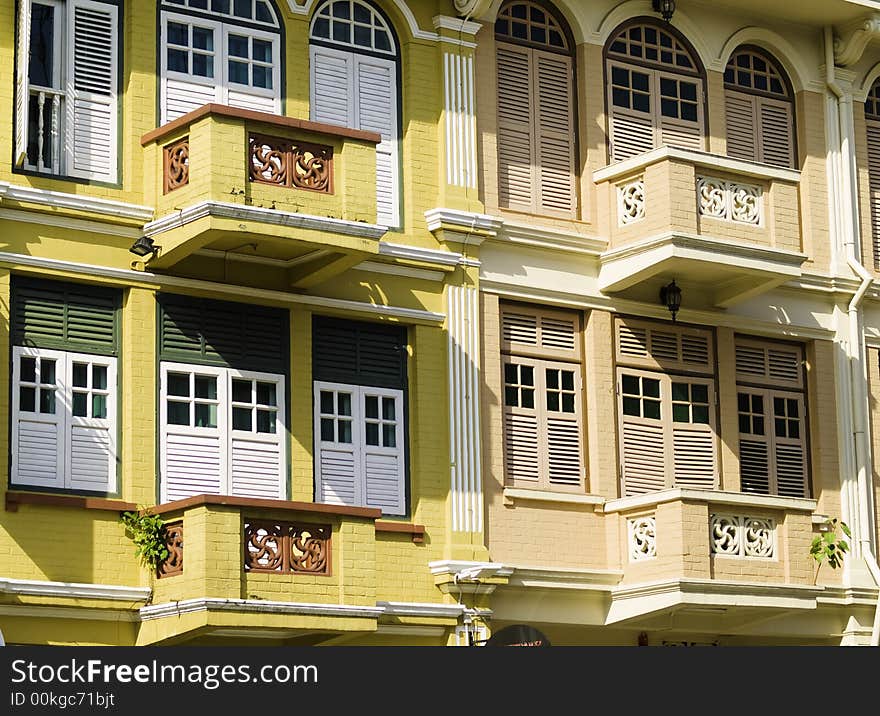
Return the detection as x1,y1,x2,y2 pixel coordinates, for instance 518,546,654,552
312,316,406,389
11,278,119,355
158,294,287,373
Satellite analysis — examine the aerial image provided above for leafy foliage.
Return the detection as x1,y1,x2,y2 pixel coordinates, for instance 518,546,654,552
120,510,169,571
810,517,851,570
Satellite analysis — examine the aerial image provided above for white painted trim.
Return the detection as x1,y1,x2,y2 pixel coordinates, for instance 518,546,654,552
0,577,151,602
289,0,439,42
0,604,141,621
600,231,807,265
354,260,445,282
424,207,501,236
375,624,447,637
428,560,514,577
497,220,607,255
0,181,154,222
0,207,142,239
0,251,446,323
602,488,818,514
439,36,477,49
716,27,815,94
143,201,387,240
592,145,802,184
503,566,623,590
140,598,384,621
502,488,604,506
379,240,476,267
443,51,478,188
432,15,482,35
376,601,469,618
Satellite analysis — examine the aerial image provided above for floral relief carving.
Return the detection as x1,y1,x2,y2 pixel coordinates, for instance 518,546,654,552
163,138,189,194
618,178,646,226
244,520,331,575
157,522,183,578
249,134,333,193
710,514,775,558
628,516,656,561
697,176,763,225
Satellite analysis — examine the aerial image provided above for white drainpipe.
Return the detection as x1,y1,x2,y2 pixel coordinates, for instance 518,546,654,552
825,26,880,645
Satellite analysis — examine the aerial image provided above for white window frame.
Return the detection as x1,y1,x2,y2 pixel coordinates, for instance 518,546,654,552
313,381,406,515
159,361,286,502
223,25,278,97
11,346,118,493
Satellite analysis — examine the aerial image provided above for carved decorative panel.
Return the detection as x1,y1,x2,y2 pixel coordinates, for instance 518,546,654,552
697,176,762,225
249,134,333,193
157,522,183,578
244,519,331,575
618,177,646,226
628,516,656,561
163,138,189,194
710,514,775,558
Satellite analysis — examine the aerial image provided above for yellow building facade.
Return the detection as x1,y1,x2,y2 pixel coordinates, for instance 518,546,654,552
2,0,880,647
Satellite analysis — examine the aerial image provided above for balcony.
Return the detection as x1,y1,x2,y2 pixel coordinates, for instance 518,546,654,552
140,104,386,287
593,146,807,308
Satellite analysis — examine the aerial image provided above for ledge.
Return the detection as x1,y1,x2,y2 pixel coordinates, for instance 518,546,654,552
5,491,138,513
151,494,382,520
0,181,154,222
592,145,801,184
503,488,605,507
141,103,381,147
375,520,426,543
0,576,151,602
602,488,818,514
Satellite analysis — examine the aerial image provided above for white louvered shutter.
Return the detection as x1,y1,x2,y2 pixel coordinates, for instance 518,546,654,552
758,98,794,168
867,123,880,269
355,56,398,227
14,0,31,166
66,354,117,492
497,44,534,211
725,91,757,162
361,388,405,515
11,348,65,490
535,50,576,217
67,0,118,181
229,373,285,500
161,15,221,123
657,73,703,152
314,382,360,508
310,45,354,126
670,377,716,489
161,364,226,502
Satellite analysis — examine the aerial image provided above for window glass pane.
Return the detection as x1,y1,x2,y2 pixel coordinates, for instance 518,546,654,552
338,393,352,417
20,387,35,412
691,384,708,403
228,34,249,58
680,82,697,101
661,98,678,118
233,406,252,431
366,422,379,446
611,66,628,86
320,391,334,414
255,1,272,22
788,399,799,418
20,356,36,383
504,363,518,384
365,395,379,419
354,3,370,22
192,27,213,51
212,0,230,12
692,405,709,424
333,0,350,18
168,401,189,425
39,388,55,414
92,365,107,390
195,375,217,399
168,48,188,73
256,382,276,406
773,397,785,416
253,39,272,63
92,394,107,419
561,371,574,391
253,66,271,89
354,24,371,47
546,369,559,389
321,417,335,441
531,26,546,45
257,410,276,434
383,423,396,448
232,379,251,403
775,417,786,437
521,366,534,385
561,393,575,413
681,102,697,122
610,40,626,54
644,399,661,420
190,0,208,8
511,21,527,39
770,78,783,94
754,75,768,91
192,54,213,78
374,30,391,52
29,4,55,87
643,378,660,399
671,382,689,401
737,393,749,412
789,420,799,439
672,403,689,422
72,392,87,417
195,403,217,428
313,17,330,38
41,359,56,385
612,87,630,109
333,21,350,43
632,72,650,92
660,78,677,97
382,397,395,421
622,374,639,395
632,93,650,113
753,416,764,435
752,395,764,412
660,50,673,65
645,47,657,61
547,392,559,411
739,414,751,433
233,0,252,18
168,21,188,46
229,60,248,85
623,396,640,416
644,27,657,44
521,388,534,409
504,387,519,407
338,419,352,443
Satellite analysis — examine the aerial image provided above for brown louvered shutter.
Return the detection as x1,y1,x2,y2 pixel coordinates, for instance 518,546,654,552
866,122,880,268
657,72,704,152
608,62,655,162
615,318,713,375
670,377,717,489
502,304,580,361
725,91,758,162
497,44,534,212
535,50,576,216
757,97,794,168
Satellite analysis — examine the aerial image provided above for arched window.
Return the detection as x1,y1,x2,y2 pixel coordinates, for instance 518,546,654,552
495,0,577,217
864,79,880,268
724,47,795,168
160,0,282,124
310,0,399,227
605,20,705,162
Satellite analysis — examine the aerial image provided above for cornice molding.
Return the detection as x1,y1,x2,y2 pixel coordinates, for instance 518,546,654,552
834,14,880,66
140,598,384,621
602,488,818,514
0,577,151,602
0,181,154,222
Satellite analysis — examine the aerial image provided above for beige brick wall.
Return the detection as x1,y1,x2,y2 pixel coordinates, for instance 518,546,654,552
797,90,832,272
807,339,842,516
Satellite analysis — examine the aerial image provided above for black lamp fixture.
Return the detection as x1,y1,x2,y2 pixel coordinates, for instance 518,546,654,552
660,279,682,322
652,0,675,22
129,236,159,257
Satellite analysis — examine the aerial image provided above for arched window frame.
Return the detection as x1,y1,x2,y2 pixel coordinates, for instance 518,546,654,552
604,17,707,162
864,77,880,268
158,0,284,125
494,0,579,218
723,45,797,168
308,0,401,228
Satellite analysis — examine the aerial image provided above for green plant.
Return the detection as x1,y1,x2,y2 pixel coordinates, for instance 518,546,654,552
810,517,851,573
120,510,169,571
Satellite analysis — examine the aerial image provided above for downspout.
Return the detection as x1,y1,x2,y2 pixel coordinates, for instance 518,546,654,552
826,26,880,645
